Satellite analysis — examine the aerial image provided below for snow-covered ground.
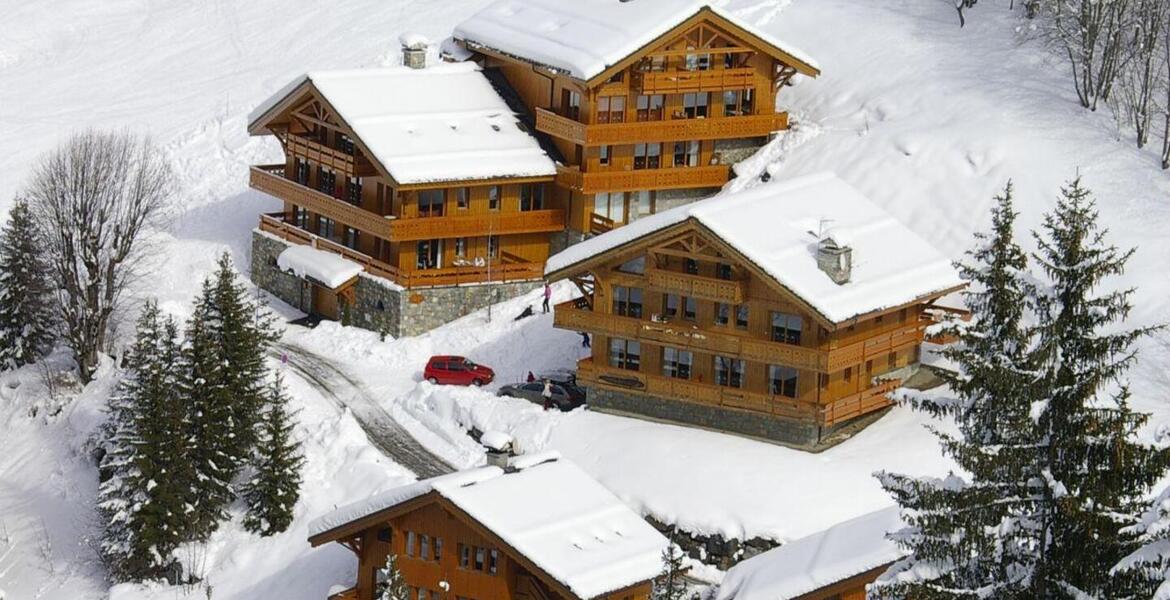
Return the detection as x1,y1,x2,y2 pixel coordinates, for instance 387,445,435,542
3,0,1170,597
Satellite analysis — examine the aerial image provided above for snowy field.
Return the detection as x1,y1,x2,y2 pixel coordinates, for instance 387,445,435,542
2,0,1170,597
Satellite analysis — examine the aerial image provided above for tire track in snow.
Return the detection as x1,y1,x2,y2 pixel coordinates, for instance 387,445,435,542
271,341,455,480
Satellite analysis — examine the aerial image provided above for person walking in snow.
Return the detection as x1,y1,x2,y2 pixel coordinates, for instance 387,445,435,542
542,282,552,313
527,371,536,383
542,379,553,411
580,332,591,349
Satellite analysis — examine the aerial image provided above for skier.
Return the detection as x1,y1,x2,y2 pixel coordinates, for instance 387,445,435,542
542,282,552,313
542,379,553,411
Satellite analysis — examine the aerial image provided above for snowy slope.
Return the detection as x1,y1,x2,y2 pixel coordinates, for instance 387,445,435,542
3,0,1170,597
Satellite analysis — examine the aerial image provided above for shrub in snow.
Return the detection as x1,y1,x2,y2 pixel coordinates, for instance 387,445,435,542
242,373,304,537
0,198,54,370
652,531,688,600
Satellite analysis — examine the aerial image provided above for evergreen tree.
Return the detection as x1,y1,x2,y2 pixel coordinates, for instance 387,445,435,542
0,198,54,370
873,183,1040,599
377,552,410,600
652,531,688,600
1026,176,1170,598
242,373,304,536
1114,485,1170,597
97,302,191,581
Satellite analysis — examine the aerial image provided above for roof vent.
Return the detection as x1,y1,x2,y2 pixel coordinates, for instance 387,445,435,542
400,33,429,69
816,235,852,285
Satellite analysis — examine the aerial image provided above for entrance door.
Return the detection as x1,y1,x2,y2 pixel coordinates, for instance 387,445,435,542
311,284,340,320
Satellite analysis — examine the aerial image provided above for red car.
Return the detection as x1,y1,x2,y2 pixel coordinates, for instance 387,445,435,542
424,355,495,387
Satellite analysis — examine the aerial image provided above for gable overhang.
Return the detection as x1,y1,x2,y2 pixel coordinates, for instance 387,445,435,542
586,6,820,88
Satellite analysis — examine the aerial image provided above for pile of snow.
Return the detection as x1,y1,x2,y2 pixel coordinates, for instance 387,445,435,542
715,506,904,600
310,454,669,600
547,172,966,324
453,0,818,80
480,430,513,451
249,62,557,185
276,244,363,289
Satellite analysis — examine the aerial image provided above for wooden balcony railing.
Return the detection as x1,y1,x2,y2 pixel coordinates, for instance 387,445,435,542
555,164,730,195
287,135,356,175
577,358,820,421
258,214,544,289
250,165,395,239
633,67,757,94
389,209,565,242
819,379,900,427
824,322,926,373
536,108,788,146
589,212,615,235
646,268,745,304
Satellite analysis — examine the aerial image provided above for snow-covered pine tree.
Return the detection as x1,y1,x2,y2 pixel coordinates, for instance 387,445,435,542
1114,485,1170,598
652,531,688,600
97,301,190,582
179,280,238,540
872,182,1040,599
242,373,304,536
376,552,410,600
0,198,54,370
209,252,277,470
1027,176,1170,598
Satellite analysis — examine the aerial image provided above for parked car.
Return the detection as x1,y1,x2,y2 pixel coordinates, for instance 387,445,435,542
498,381,584,411
424,356,495,386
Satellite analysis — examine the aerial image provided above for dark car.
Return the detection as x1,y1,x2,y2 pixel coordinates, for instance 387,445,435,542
424,355,495,386
497,381,584,411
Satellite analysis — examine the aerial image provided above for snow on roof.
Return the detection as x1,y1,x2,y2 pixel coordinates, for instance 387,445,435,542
545,172,965,324
277,244,363,289
716,507,904,600
250,62,557,185
309,455,668,600
453,0,819,81
480,430,514,451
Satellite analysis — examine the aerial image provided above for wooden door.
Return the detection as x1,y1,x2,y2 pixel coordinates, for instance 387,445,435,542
312,284,340,320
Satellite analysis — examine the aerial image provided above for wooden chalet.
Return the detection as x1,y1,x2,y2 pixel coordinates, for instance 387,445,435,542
716,507,905,600
453,0,820,239
543,173,966,449
307,453,668,600
246,56,562,331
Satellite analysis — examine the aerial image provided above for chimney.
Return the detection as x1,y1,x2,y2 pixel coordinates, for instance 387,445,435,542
400,33,429,69
480,430,516,470
816,235,852,285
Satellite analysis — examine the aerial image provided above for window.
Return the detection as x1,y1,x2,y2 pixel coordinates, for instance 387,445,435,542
771,312,804,345
317,166,337,197
420,535,430,561
769,365,798,397
406,531,416,557
434,537,443,561
454,237,467,258
337,133,355,155
639,55,667,71
716,263,732,280
685,258,699,274
488,549,499,575
663,293,680,319
845,367,853,382
345,175,362,204
636,94,665,121
633,143,661,169
683,296,696,321
736,304,749,329
456,187,470,209
487,236,499,258
563,89,581,119
888,351,898,370
724,52,737,69
723,89,754,116
488,186,501,210
715,356,745,388
597,96,626,123
317,216,336,240
344,226,359,250
418,190,444,217
416,239,442,270
474,547,485,571
618,256,646,275
613,286,643,318
609,338,641,371
684,53,711,71
459,544,471,568
662,347,693,379
594,192,625,223
715,303,730,326
599,145,611,166
294,158,310,185
293,205,309,229
520,184,544,211
631,191,654,220
683,93,709,118
673,141,700,167
377,527,392,542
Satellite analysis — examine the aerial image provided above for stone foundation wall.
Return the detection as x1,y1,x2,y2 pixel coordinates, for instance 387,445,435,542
250,231,541,338
655,187,722,212
584,385,822,449
549,229,586,255
714,136,768,166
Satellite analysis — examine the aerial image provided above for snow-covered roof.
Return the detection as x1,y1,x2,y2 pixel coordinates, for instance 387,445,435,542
277,244,363,289
249,62,557,185
309,453,669,600
453,0,819,81
545,172,966,324
716,507,904,600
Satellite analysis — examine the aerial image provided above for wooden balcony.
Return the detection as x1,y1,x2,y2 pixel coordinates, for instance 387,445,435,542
633,67,757,94
824,322,927,373
536,108,788,146
646,268,745,304
250,165,394,239
287,134,359,175
258,214,544,289
555,164,730,195
819,379,900,427
389,209,565,242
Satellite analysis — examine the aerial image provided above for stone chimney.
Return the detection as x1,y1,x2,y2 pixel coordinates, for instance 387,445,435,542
400,33,429,69
481,430,515,470
816,235,852,285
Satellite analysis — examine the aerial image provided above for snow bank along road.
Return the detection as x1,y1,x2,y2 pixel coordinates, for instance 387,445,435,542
272,339,455,479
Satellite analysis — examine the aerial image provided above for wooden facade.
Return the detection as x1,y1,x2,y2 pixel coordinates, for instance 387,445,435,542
461,8,819,236
310,492,654,600
248,84,560,296
789,566,889,600
547,220,961,441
